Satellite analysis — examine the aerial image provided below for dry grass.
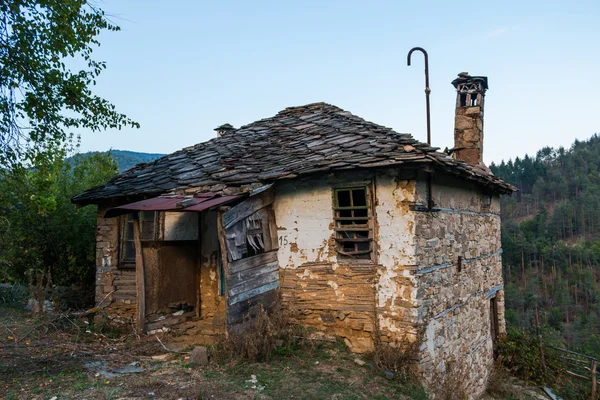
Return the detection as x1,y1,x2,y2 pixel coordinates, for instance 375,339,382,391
428,360,470,400
212,303,310,363
372,338,421,383
0,304,422,400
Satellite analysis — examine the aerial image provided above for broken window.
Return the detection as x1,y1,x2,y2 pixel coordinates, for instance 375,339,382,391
225,210,267,261
334,186,373,260
120,211,158,265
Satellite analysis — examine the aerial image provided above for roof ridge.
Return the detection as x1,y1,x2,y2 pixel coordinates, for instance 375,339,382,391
72,102,516,205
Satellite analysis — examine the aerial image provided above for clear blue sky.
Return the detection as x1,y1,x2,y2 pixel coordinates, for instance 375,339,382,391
82,0,600,164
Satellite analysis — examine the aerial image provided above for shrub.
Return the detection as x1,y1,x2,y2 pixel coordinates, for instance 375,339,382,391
372,337,420,382
213,303,306,363
0,283,28,305
429,360,470,400
496,328,563,384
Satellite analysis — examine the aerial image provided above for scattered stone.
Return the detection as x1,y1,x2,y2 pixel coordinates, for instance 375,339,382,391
354,358,366,366
383,370,395,380
190,346,208,365
151,354,169,361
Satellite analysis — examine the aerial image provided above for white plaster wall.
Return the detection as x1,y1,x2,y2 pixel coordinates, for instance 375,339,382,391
374,171,419,339
274,178,336,268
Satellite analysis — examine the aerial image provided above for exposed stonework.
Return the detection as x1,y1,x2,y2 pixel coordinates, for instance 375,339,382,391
95,205,137,324
414,172,505,397
452,74,489,171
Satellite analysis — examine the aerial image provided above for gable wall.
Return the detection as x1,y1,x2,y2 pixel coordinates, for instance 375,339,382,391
414,171,505,396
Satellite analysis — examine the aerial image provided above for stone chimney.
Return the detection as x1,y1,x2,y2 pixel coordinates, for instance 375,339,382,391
451,73,489,172
214,123,235,137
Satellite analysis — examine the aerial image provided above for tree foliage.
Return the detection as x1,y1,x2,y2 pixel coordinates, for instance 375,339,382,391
491,134,600,359
0,150,117,292
0,0,139,166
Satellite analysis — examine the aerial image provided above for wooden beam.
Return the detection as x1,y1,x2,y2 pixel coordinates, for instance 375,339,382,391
216,210,230,333
228,250,278,275
133,213,145,332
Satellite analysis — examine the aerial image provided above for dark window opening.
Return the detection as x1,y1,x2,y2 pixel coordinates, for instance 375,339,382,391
470,93,478,107
457,256,462,273
120,212,158,265
482,195,492,210
490,297,500,345
334,187,372,260
459,92,468,107
245,213,264,258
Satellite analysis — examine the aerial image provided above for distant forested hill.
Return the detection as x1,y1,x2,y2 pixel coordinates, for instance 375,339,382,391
78,150,165,172
491,134,600,358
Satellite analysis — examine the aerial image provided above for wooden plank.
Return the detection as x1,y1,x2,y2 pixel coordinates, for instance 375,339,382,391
267,206,279,251
227,287,280,325
216,210,230,333
133,213,145,332
257,208,273,252
228,270,280,297
223,188,274,229
228,261,279,287
229,281,280,305
229,250,278,274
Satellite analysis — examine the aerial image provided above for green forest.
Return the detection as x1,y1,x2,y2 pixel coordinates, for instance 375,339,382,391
491,134,600,359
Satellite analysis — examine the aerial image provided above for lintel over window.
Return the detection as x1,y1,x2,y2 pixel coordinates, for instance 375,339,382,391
120,211,158,265
333,186,373,260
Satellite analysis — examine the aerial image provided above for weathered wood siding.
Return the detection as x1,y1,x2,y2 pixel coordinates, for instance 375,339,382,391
222,189,280,327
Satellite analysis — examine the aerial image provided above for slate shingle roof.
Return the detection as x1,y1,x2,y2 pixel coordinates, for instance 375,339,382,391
72,102,515,205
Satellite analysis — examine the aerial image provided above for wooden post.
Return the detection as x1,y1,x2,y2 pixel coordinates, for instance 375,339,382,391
216,208,230,333
592,360,597,400
133,212,146,332
196,212,202,318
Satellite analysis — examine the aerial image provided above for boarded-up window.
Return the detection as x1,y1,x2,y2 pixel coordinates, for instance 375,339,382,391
120,212,157,265
334,187,372,260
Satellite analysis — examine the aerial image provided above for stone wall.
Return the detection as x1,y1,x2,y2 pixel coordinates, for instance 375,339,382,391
414,172,505,397
95,205,137,324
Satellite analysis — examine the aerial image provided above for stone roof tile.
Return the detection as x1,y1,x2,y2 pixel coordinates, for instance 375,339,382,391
72,102,515,205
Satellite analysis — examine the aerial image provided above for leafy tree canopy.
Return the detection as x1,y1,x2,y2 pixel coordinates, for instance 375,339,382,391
0,0,139,166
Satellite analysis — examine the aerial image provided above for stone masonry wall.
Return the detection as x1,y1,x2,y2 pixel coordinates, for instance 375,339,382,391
95,205,137,324
414,172,505,397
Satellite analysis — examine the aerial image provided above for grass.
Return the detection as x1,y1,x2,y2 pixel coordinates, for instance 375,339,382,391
0,304,428,400
0,304,544,400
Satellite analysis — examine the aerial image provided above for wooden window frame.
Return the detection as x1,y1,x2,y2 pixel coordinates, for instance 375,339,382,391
333,183,374,262
118,211,158,267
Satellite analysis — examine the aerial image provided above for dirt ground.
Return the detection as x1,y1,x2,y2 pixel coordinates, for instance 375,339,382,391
0,306,429,400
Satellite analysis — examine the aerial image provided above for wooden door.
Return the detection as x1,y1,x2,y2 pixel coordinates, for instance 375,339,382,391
218,186,280,328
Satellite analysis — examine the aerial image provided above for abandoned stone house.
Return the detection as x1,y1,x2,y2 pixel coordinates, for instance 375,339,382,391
72,73,515,394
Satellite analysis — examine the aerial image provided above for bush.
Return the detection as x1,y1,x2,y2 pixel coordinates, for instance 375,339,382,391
496,328,563,384
0,283,28,306
213,304,306,363
372,337,420,382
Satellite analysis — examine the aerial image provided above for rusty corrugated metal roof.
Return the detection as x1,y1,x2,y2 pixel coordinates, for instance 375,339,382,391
103,193,243,218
